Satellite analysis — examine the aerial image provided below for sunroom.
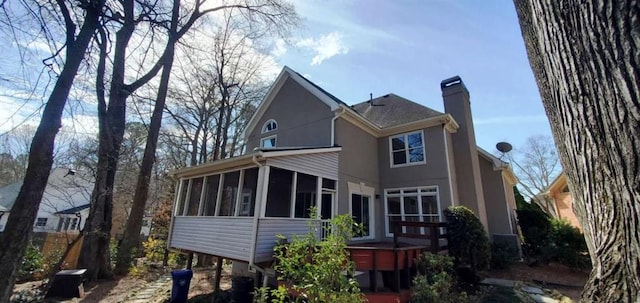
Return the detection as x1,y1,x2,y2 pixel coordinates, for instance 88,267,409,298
168,147,340,264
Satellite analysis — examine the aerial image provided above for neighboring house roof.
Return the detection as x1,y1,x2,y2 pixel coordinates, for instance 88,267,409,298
55,203,90,215
351,94,444,128
0,181,22,211
0,168,94,213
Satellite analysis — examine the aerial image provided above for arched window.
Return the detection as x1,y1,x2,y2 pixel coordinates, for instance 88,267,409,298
262,119,277,133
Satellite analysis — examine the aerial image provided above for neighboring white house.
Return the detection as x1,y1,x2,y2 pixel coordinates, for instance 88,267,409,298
0,167,93,233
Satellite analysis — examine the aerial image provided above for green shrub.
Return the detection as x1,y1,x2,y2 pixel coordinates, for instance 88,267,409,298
543,219,590,268
444,206,490,274
516,208,551,256
266,210,364,303
490,242,517,270
412,253,467,303
18,243,43,281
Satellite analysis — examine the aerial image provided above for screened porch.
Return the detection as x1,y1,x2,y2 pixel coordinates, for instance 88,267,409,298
168,148,340,263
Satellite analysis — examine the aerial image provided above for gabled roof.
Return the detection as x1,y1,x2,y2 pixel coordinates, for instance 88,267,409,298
244,66,459,139
55,203,90,215
243,67,342,138
351,94,444,128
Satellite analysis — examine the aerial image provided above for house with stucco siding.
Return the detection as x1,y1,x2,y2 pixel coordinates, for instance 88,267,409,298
167,66,519,280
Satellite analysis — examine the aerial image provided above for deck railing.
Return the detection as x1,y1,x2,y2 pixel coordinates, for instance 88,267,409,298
393,221,448,253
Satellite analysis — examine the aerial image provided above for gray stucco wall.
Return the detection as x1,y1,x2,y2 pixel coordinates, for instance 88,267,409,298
334,118,381,241
478,156,512,235
377,125,454,238
245,77,334,150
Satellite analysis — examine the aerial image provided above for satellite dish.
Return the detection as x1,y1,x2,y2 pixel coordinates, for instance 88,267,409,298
496,142,513,153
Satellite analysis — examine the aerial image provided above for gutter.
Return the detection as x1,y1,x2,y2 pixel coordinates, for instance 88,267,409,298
248,155,268,285
331,107,346,145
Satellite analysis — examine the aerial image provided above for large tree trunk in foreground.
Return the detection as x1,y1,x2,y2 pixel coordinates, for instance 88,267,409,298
0,2,102,300
78,0,137,280
114,0,179,272
514,0,640,301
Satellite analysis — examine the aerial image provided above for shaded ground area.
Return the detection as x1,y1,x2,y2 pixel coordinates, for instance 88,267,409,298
486,262,589,301
11,265,232,303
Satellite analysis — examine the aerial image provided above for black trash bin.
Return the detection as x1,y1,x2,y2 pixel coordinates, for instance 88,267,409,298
171,269,193,303
231,276,254,303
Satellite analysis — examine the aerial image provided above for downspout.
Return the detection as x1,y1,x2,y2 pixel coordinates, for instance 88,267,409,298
331,107,346,146
248,154,268,285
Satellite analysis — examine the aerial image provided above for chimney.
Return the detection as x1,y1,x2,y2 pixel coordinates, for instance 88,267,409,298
441,76,489,230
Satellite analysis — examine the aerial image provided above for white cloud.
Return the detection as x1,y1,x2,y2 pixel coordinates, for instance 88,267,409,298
271,39,287,57
296,32,349,66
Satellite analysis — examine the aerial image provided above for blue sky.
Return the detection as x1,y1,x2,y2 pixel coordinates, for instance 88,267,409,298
274,0,551,153
1,0,552,154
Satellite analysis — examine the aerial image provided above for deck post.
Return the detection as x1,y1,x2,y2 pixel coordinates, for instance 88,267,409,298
215,257,224,291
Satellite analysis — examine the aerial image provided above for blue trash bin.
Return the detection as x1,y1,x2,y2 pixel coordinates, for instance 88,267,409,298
171,269,193,303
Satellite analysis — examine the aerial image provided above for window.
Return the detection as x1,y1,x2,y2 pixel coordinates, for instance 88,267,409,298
70,218,78,230
35,217,47,228
384,187,440,236
351,193,373,239
262,119,278,133
261,135,277,148
389,131,425,167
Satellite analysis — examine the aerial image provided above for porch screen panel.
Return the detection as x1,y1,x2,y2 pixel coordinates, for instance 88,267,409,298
239,168,258,216
203,175,220,216
186,177,203,216
294,173,317,218
175,179,189,216
266,167,293,217
219,171,240,216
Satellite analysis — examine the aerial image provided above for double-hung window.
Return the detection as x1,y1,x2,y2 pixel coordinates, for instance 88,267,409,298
385,187,440,236
389,131,425,167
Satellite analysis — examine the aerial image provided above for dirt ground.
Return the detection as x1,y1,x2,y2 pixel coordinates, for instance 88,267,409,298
11,265,232,303
487,262,590,301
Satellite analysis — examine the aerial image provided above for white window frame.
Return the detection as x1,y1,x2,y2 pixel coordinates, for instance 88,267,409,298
261,135,277,148
389,130,426,168
384,186,441,237
348,182,375,241
261,119,278,133
35,217,48,228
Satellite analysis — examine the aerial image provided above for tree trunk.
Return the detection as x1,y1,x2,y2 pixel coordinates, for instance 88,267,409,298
514,0,640,301
114,0,180,273
79,0,136,280
0,2,101,300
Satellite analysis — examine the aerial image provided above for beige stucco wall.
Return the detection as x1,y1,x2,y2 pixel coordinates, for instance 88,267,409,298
377,125,454,237
442,84,488,229
334,118,381,241
245,77,334,150
478,156,513,235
